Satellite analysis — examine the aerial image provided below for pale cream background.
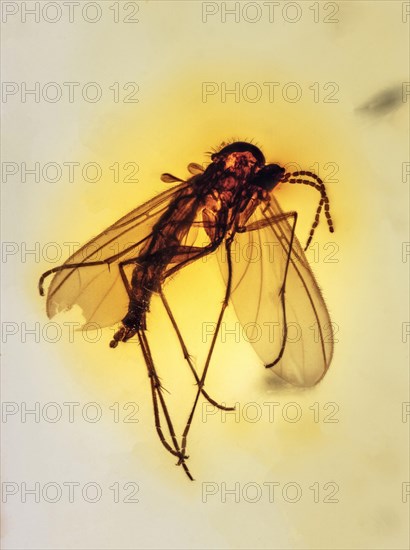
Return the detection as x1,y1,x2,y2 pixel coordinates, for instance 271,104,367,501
1,1,409,549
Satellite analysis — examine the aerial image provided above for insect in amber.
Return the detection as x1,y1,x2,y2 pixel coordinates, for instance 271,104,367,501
39,141,335,480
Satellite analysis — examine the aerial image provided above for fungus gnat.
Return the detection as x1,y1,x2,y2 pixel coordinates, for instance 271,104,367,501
39,141,335,480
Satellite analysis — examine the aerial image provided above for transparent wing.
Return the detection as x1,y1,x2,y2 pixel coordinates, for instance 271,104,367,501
45,182,191,328
218,196,333,387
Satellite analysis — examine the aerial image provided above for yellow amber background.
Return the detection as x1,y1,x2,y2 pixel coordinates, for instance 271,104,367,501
2,1,408,549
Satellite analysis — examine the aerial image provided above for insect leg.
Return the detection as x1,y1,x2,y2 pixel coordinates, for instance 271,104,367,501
137,330,194,480
38,260,114,296
179,238,234,461
111,244,222,348
237,209,299,368
159,289,235,412
264,211,298,368
66,256,194,477
111,244,220,347
118,260,134,296
237,210,298,233
164,240,222,279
